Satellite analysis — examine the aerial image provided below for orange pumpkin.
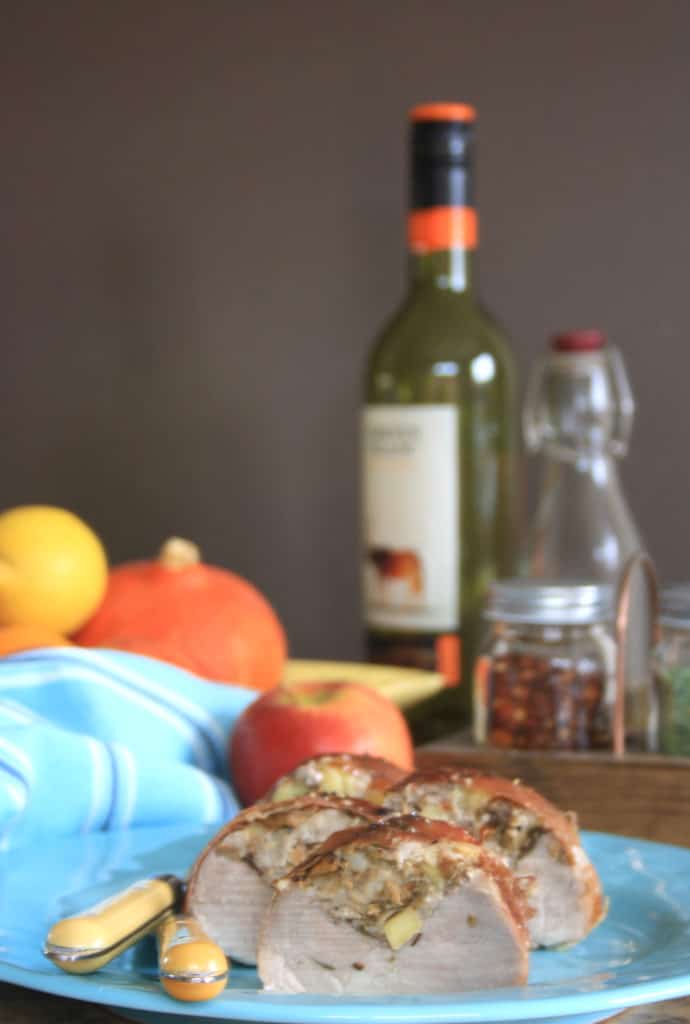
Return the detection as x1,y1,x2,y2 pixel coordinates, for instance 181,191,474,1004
74,538,287,690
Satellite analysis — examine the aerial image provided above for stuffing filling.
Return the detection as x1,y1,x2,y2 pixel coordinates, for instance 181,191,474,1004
271,760,373,802
385,784,550,864
279,836,480,947
478,799,547,861
217,808,363,881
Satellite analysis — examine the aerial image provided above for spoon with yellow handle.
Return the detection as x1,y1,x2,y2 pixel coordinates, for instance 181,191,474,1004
157,913,229,1001
43,875,182,974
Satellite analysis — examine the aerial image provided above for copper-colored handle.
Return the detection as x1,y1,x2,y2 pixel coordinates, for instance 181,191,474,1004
613,552,660,756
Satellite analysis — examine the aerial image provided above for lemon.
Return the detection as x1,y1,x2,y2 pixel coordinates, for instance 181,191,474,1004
0,505,108,634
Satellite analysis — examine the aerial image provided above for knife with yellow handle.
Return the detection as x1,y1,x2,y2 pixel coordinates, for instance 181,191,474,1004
43,875,182,974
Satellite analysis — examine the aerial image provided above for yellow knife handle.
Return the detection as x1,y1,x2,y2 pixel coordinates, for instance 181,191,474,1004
158,914,229,1002
44,875,181,974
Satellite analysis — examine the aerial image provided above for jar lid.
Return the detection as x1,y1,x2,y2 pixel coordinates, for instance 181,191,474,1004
659,583,690,630
551,329,607,352
486,579,614,625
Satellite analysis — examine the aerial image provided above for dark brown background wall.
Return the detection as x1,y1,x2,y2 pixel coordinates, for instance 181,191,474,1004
2,1,688,658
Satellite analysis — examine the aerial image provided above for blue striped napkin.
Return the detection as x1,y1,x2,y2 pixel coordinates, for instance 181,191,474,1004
0,647,256,848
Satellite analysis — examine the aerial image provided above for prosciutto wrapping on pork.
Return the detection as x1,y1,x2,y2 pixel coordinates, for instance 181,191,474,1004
258,816,530,995
185,794,383,964
383,768,605,948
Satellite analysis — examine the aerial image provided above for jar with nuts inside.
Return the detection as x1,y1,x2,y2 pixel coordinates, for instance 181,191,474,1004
473,581,616,751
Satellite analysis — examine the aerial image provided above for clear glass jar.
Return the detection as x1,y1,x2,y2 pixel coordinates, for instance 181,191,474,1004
523,331,650,749
654,584,690,756
474,580,616,750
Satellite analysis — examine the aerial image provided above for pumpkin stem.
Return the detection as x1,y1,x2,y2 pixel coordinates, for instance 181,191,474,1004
159,537,201,570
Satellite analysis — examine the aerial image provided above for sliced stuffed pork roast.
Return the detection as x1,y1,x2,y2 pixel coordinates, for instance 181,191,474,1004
186,795,382,964
258,816,530,995
384,768,605,948
266,753,407,804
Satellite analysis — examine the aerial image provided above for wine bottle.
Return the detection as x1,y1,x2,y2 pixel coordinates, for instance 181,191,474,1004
361,102,519,739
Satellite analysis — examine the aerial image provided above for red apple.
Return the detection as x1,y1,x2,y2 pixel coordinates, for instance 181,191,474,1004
229,681,415,805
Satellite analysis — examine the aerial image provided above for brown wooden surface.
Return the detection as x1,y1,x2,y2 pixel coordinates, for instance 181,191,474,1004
2,980,690,1024
3,742,690,1021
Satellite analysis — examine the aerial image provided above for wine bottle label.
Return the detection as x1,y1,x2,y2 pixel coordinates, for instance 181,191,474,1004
361,404,459,632
366,631,461,686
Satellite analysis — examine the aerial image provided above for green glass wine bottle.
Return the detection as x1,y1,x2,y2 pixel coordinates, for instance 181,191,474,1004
361,102,520,741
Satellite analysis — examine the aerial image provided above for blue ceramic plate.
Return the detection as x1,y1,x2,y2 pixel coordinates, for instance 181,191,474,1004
1,827,689,1024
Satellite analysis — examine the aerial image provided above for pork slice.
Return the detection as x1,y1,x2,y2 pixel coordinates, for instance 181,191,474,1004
258,817,529,995
259,871,527,995
185,795,382,965
517,835,605,948
384,769,606,948
189,849,268,965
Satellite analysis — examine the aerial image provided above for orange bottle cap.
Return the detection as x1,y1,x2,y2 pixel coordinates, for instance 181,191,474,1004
410,102,477,123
